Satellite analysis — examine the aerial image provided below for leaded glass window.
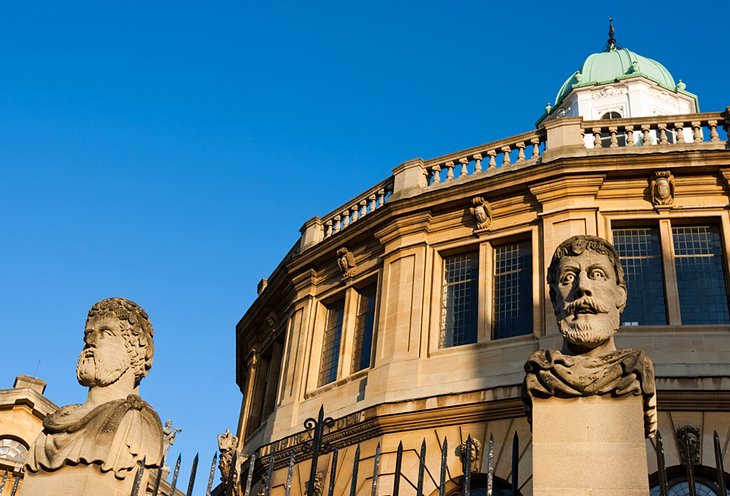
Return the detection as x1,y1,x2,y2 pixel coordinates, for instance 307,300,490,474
0,438,29,464
673,225,730,324
493,240,532,339
319,300,344,386
440,252,478,347
613,227,668,325
352,284,376,372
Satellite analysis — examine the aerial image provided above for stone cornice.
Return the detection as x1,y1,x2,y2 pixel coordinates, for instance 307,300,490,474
373,212,433,246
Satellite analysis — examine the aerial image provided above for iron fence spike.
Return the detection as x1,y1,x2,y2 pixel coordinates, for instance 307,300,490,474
371,443,380,496
714,431,727,496
416,440,426,496
186,453,199,496
463,436,471,496
0,470,8,493
439,439,447,496
152,454,166,496
511,432,519,495
487,434,494,496
206,452,218,496
683,435,697,496
349,445,360,496
393,442,403,496
224,450,238,496
170,454,182,496
327,448,339,496
130,457,146,496
264,448,275,496
244,452,256,496
285,448,296,496
655,432,668,496
9,470,21,496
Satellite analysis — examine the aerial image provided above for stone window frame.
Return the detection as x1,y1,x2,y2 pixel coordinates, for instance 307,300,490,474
306,274,381,393
429,224,540,353
607,213,730,327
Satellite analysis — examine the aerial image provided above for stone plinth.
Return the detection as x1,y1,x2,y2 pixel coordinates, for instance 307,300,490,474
531,395,649,496
22,466,148,496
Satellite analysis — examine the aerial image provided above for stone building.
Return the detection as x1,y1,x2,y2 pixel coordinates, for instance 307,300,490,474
234,35,730,495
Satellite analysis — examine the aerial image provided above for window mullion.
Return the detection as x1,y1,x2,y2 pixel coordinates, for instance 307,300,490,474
660,219,681,325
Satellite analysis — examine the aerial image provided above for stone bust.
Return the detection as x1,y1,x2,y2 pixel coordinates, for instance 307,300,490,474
523,235,657,437
25,297,164,482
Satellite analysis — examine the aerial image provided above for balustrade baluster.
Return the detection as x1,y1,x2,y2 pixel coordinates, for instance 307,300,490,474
609,127,618,148
487,150,497,168
625,125,635,146
473,153,483,173
445,161,455,181
530,138,540,158
642,125,652,146
592,128,602,148
368,194,377,212
350,205,359,223
658,124,669,145
342,210,350,228
377,189,386,207
359,200,368,218
708,120,720,141
501,146,511,166
516,142,526,162
334,215,342,233
691,121,702,142
325,220,333,238
675,123,685,143
459,158,469,177
431,165,441,184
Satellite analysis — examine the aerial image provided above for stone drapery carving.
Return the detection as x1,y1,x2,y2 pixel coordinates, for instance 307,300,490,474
336,247,357,278
25,298,163,484
523,235,657,437
650,170,675,206
470,196,492,231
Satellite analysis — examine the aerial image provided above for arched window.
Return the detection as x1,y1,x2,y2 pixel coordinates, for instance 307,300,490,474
601,111,623,119
0,437,29,464
649,465,730,496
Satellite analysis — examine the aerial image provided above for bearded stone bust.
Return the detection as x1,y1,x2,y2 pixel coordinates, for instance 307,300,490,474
24,298,163,494
522,235,657,437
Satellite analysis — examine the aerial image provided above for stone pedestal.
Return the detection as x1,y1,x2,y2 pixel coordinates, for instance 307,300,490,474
22,466,149,496
531,395,649,496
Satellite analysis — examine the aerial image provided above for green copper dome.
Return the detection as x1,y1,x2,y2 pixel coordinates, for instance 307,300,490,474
554,47,676,106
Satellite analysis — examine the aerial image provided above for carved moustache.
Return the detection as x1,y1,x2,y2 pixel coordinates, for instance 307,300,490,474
563,296,610,318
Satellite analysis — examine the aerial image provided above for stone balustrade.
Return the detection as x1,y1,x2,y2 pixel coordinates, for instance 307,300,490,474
581,110,729,149
299,108,729,253
422,129,548,186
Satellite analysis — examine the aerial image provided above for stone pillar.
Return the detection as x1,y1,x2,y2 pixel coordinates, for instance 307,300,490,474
540,116,586,163
299,217,323,252
531,395,649,496
390,158,426,201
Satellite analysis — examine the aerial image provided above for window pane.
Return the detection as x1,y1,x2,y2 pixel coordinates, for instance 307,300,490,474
352,284,377,372
441,252,478,347
613,227,668,325
673,225,730,324
493,240,532,339
319,300,344,386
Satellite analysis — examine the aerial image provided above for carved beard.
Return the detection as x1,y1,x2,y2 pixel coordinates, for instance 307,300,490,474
76,347,131,387
558,309,619,349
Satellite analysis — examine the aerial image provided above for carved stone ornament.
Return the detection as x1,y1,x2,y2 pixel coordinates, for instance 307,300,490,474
264,312,278,334
312,472,325,496
162,419,182,460
592,85,627,99
24,298,164,488
470,196,492,231
218,429,241,494
336,247,357,278
522,235,658,438
677,425,701,466
650,170,675,206
455,438,482,472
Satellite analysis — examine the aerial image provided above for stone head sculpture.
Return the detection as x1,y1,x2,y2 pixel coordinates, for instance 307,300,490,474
24,297,163,495
547,235,627,356
77,297,154,391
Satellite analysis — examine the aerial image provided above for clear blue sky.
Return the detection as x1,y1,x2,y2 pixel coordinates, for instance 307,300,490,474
1,0,726,489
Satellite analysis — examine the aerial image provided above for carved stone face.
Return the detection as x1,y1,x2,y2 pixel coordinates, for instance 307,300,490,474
77,313,131,387
553,250,627,349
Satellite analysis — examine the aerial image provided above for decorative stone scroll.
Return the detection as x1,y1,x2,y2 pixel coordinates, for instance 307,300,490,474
470,196,492,231
650,170,675,206
336,247,357,278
